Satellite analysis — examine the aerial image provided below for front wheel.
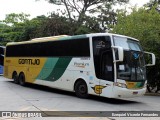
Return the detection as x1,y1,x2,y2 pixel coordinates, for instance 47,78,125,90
18,73,26,86
75,80,89,98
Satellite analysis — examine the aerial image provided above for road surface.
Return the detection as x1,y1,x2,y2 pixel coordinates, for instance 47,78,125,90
0,76,159,120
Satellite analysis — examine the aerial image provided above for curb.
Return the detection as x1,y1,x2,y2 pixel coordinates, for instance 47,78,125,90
145,93,160,96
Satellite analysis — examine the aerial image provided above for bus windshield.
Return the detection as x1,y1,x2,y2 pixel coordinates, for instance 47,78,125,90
113,36,146,81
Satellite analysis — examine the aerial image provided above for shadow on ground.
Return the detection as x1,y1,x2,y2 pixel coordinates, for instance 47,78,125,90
7,81,141,105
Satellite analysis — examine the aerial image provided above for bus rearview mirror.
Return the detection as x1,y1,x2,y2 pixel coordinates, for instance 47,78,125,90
144,52,156,66
112,46,124,62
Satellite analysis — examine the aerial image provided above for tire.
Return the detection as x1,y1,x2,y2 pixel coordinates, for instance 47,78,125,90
13,72,18,84
18,73,26,86
75,80,89,98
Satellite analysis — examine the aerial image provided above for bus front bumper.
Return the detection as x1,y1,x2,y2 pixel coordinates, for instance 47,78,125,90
112,86,146,98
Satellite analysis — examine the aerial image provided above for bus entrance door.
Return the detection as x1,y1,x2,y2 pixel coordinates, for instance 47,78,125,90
99,52,114,97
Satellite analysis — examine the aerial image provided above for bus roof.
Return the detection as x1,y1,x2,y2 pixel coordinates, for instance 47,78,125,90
31,35,69,41
6,33,139,46
0,46,6,49
86,33,139,41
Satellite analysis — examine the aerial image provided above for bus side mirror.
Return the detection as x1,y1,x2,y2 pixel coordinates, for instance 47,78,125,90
144,52,156,66
112,46,124,62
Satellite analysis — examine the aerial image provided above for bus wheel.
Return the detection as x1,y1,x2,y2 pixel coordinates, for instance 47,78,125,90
75,80,88,98
18,73,26,86
12,72,18,84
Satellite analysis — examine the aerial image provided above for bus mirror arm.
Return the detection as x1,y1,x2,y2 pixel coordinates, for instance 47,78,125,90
112,46,124,62
144,51,156,66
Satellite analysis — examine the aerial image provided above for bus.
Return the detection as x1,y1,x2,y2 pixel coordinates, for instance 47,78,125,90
3,33,155,98
0,46,5,74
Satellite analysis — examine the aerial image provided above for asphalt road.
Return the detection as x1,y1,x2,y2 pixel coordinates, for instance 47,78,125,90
0,76,159,120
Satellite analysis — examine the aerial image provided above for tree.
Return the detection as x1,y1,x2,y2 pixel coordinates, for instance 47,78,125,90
0,13,47,42
0,13,31,42
112,6,160,53
3,13,30,26
145,0,160,13
145,0,160,7
38,0,129,34
20,15,47,40
111,6,160,92
33,13,71,36
0,23,11,45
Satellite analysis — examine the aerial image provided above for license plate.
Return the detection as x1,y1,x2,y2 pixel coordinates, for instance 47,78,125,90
133,92,138,95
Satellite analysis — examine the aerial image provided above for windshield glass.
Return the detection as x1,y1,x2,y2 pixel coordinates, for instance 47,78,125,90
113,36,146,81
114,36,142,51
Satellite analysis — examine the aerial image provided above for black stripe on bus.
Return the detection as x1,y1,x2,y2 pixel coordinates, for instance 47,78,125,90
6,38,90,57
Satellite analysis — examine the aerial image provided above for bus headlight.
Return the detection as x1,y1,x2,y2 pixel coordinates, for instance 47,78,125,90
114,82,127,88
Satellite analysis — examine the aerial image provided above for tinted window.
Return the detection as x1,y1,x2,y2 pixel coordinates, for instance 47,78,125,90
93,36,114,81
0,47,4,55
6,38,90,57
0,47,5,66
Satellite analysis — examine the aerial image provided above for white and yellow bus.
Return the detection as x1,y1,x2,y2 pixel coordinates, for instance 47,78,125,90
4,33,155,98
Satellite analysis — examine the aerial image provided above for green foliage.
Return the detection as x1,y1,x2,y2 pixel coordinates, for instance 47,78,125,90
0,13,31,43
36,13,71,36
0,23,12,45
0,0,129,42
20,15,47,40
112,6,160,54
3,13,30,26
145,0,160,9
111,5,160,88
